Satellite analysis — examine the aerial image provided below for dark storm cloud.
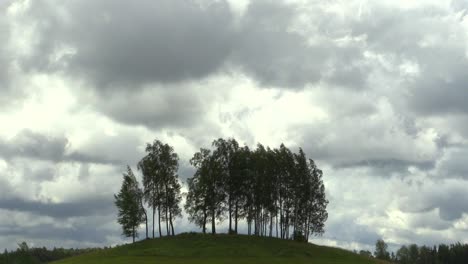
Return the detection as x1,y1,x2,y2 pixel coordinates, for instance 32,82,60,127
410,69,468,116
232,0,368,89
399,181,468,221
0,130,69,162
324,215,380,245
22,164,56,181
0,4,10,95
3,0,468,252
0,129,139,165
94,86,208,130
337,159,435,174
435,147,468,179
21,0,369,91
1,223,110,243
348,4,468,117
22,0,234,88
0,195,114,219
10,0,373,131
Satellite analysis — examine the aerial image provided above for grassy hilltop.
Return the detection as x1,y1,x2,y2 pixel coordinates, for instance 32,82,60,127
52,233,388,264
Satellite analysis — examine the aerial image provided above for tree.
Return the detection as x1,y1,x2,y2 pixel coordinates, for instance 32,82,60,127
138,140,182,237
212,138,242,234
359,250,373,258
408,244,419,264
184,138,328,240
374,239,390,260
396,245,410,264
17,242,29,252
114,166,144,243
136,180,149,239
186,148,226,234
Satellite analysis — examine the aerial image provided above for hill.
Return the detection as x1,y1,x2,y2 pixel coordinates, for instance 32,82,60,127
52,233,388,264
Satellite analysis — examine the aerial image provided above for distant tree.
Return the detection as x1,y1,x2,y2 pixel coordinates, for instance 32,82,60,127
374,239,390,260
114,166,144,243
396,245,410,264
418,245,432,264
438,244,450,263
408,244,419,264
359,250,373,258
17,242,29,252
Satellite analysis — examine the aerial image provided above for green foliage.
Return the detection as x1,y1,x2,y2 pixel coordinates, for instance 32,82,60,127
292,231,307,243
374,239,390,261
359,250,373,258
185,139,328,242
114,166,145,243
51,234,385,264
394,242,468,264
0,245,98,264
138,140,182,238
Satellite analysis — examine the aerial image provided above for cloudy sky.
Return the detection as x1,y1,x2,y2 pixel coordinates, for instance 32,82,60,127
1,0,468,252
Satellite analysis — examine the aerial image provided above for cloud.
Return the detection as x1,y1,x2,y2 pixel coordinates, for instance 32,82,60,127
0,195,115,219
3,0,468,253
18,0,234,88
398,178,468,221
0,129,144,165
0,3,12,97
0,129,69,162
434,147,468,179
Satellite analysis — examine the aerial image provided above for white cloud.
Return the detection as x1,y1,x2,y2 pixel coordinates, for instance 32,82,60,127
1,0,468,253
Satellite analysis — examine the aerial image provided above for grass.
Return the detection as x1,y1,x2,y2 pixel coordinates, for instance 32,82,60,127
52,233,389,264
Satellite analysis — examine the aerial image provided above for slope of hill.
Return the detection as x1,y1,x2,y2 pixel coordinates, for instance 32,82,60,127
52,233,388,264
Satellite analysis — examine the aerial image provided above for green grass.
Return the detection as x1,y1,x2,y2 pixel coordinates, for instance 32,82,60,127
52,233,388,264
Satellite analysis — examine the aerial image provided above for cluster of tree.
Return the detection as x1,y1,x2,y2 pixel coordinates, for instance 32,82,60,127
115,138,328,243
373,239,468,264
114,140,182,242
0,242,98,264
184,138,328,241
395,243,468,264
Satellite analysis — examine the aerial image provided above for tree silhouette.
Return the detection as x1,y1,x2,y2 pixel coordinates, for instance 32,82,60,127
185,139,328,241
114,166,144,243
138,140,182,237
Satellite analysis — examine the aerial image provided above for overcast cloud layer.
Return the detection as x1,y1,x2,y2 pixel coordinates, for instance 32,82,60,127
1,0,468,252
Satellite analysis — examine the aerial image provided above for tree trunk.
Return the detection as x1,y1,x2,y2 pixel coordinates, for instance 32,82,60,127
211,209,216,234
144,212,148,239
133,226,135,243
234,201,238,233
169,210,174,236
165,185,169,236
166,207,169,236
140,199,148,239
269,214,273,237
203,209,207,234
228,195,232,233
152,205,155,239
276,212,279,238
158,205,162,237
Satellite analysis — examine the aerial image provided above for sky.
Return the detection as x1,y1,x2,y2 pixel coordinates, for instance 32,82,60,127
1,0,468,252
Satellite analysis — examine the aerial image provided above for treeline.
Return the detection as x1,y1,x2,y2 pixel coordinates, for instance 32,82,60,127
185,138,328,241
0,242,98,264
115,138,328,242
373,239,468,264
